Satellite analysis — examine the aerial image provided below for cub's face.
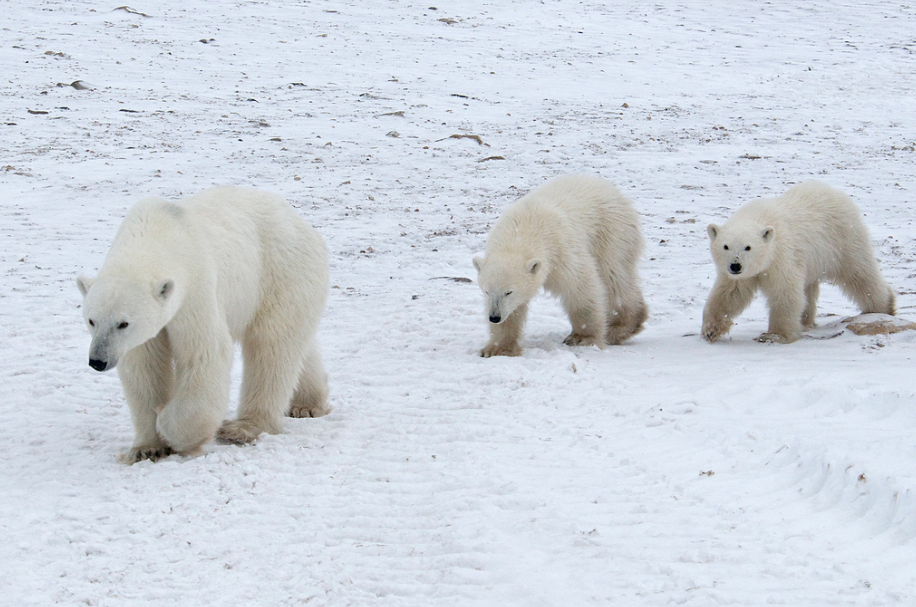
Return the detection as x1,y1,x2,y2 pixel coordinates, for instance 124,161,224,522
707,222,775,279
76,276,179,372
472,255,545,324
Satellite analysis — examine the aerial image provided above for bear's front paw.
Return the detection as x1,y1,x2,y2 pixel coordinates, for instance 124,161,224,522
563,333,605,348
288,402,332,418
755,332,793,344
217,419,265,444
702,319,731,342
121,445,173,465
801,313,818,330
156,404,214,454
605,326,633,346
479,341,521,358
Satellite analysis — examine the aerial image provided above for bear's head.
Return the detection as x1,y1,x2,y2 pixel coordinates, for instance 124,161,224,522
76,275,181,372
472,253,546,324
706,221,775,279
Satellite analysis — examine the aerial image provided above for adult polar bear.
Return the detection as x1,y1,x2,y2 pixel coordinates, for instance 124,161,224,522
473,175,647,357
77,186,329,463
703,181,896,344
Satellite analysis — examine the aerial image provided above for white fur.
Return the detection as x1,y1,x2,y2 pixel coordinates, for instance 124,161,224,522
77,187,330,463
703,181,896,344
473,175,647,357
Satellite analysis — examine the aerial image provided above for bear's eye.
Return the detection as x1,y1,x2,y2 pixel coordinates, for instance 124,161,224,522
723,245,729,251
504,291,513,297
88,319,95,327
745,245,751,251
117,322,129,330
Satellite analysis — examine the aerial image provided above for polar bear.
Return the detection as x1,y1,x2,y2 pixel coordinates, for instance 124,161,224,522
472,175,647,357
77,186,330,463
702,181,896,344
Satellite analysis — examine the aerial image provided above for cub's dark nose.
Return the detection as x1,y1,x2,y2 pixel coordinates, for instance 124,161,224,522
89,358,108,372
729,263,742,274
489,315,501,324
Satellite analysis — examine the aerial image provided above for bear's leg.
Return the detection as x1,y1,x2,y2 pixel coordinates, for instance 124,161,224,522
560,262,608,348
480,302,527,357
702,275,757,342
604,269,648,345
118,329,174,464
801,281,820,329
219,320,307,443
156,323,233,453
759,282,805,343
835,256,896,316
288,340,331,418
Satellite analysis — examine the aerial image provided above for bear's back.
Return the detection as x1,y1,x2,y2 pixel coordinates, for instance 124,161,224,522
182,187,328,334
496,175,640,248
731,182,861,233
732,181,873,274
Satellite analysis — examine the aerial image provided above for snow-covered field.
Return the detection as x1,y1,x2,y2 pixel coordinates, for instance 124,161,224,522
3,1,916,605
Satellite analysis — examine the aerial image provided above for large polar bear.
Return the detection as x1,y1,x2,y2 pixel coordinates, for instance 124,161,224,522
472,175,647,357
77,186,330,463
703,181,896,344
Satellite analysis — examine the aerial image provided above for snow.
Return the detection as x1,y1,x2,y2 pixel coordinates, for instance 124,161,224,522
2,1,916,605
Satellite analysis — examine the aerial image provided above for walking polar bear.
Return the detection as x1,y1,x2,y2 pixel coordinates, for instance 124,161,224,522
703,181,896,344
473,175,647,357
77,187,330,463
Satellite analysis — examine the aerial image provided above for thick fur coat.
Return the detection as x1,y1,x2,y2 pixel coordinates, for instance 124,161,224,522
703,181,895,343
473,175,647,357
78,187,329,462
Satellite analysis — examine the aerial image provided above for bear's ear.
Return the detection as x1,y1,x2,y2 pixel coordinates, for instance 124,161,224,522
706,224,719,240
472,256,484,273
762,226,775,242
76,275,94,297
155,279,175,301
526,259,541,275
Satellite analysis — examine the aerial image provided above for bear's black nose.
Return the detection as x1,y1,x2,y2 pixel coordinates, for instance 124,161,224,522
89,358,108,372
489,314,501,324
729,263,742,274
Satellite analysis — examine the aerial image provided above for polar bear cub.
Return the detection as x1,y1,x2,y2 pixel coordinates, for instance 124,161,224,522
77,187,330,463
703,181,895,344
473,175,647,357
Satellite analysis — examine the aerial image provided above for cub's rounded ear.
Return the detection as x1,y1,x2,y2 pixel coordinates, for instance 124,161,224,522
762,226,775,241
76,275,94,297
526,259,541,274
472,256,484,273
706,224,719,240
156,279,175,301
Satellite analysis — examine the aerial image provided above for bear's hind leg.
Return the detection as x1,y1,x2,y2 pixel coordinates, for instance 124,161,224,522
836,256,896,316
219,326,306,443
604,270,648,345
288,341,330,418
607,299,648,345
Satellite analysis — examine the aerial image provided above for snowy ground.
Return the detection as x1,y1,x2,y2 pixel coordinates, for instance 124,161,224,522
3,1,916,605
